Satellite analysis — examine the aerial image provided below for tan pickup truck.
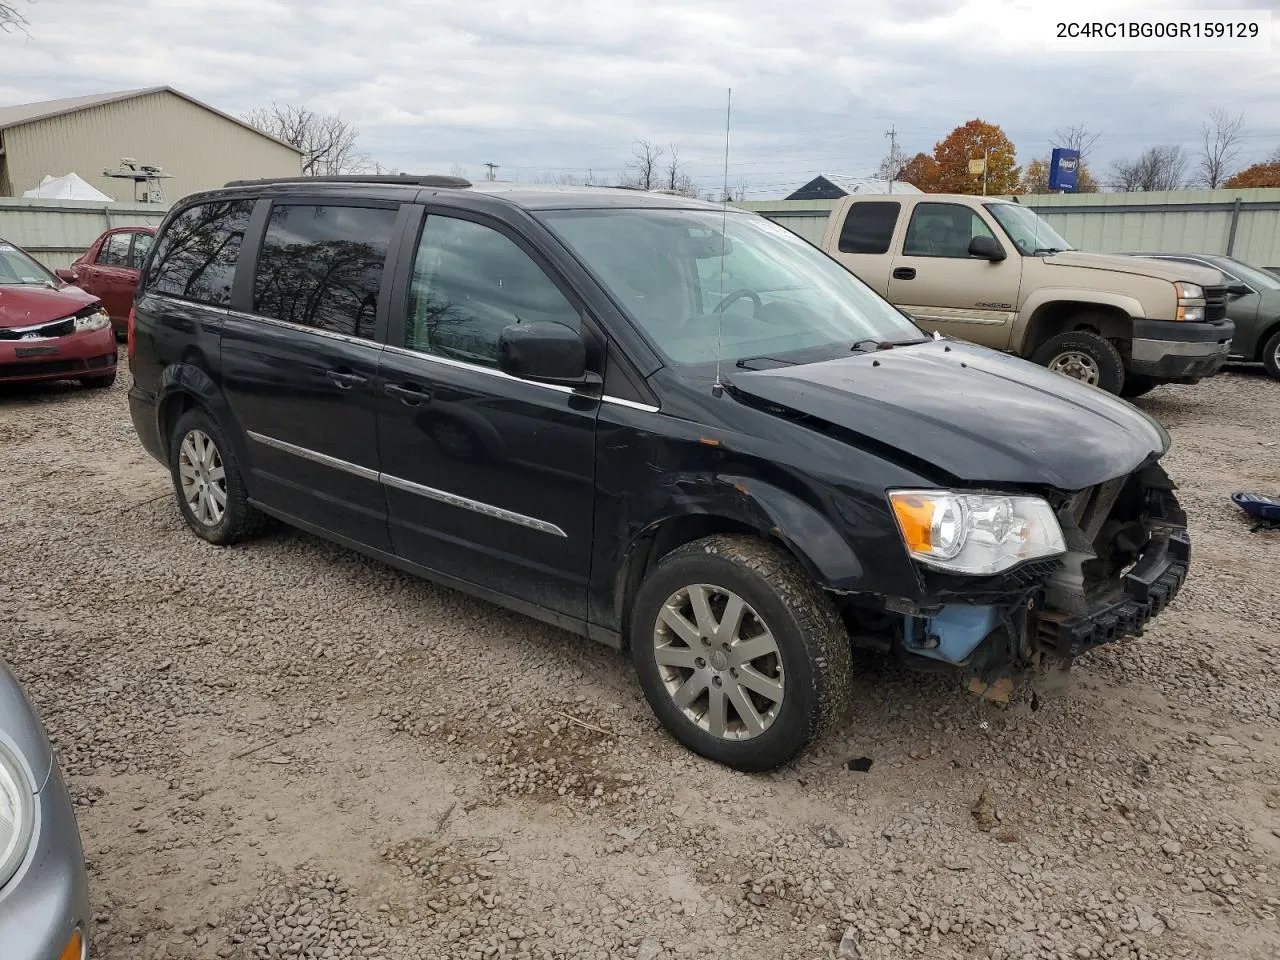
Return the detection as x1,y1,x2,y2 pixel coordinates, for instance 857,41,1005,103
816,193,1235,396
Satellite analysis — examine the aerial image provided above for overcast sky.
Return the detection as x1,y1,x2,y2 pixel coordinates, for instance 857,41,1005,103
3,0,1278,196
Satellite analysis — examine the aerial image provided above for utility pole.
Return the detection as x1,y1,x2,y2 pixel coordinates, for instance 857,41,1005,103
885,126,899,193
482,162,499,182
982,147,990,196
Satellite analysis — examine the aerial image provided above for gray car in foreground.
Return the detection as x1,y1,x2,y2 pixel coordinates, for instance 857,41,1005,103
0,657,90,960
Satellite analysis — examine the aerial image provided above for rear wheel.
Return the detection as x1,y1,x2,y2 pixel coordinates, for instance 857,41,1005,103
630,535,851,772
1031,331,1126,394
80,372,116,389
1263,329,1280,381
169,408,270,545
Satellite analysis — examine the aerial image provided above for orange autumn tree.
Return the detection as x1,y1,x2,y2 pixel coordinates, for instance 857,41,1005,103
898,152,940,191
1225,161,1280,188
931,119,1020,194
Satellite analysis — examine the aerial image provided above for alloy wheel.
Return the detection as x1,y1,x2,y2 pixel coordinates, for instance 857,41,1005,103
1047,350,1101,385
178,429,227,527
652,583,784,740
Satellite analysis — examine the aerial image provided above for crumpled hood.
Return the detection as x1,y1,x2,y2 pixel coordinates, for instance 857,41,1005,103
727,341,1168,491
1045,251,1223,286
0,283,98,329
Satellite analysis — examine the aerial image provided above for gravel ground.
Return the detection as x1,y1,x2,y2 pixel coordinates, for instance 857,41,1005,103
2,367,1279,960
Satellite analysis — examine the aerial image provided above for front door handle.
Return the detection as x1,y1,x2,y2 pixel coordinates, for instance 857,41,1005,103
326,369,368,390
384,382,430,406
892,267,916,280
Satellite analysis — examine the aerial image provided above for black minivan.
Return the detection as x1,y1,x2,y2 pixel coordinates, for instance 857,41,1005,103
127,175,1190,771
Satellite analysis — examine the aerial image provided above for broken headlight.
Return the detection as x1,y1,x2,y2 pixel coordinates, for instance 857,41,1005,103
888,490,1066,575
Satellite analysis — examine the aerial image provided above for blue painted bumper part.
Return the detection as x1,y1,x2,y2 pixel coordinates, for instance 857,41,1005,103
903,606,1000,664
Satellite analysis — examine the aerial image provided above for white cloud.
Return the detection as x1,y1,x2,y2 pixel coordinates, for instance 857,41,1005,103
1,0,1277,196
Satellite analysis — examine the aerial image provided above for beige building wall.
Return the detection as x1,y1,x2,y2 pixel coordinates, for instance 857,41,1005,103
1,89,301,203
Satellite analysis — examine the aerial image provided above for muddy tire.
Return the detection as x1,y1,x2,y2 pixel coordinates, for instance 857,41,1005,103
1032,331,1126,395
169,408,271,545
1263,328,1280,381
629,535,851,772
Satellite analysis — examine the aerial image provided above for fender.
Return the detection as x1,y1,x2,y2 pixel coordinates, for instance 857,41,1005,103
1017,289,1143,352
154,362,248,466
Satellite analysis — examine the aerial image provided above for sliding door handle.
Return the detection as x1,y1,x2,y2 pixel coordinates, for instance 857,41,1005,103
384,382,430,406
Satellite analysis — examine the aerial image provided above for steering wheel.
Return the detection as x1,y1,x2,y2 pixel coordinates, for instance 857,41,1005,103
713,288,762,319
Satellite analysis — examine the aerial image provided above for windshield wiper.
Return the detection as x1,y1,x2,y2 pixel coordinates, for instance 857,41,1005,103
851,337,929,352
1032,246,1068,255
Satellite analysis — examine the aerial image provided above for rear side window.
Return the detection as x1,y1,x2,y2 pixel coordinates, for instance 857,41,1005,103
903,202,996,258
837,201,900,254
147,200,254,305
129,232,154,269
253,203,398,340
98,232,131,266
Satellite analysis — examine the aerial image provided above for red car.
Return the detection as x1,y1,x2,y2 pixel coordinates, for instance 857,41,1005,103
0,237,117,389
56,226,155,338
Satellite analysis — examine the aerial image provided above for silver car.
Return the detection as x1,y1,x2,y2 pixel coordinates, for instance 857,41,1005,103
0,657,90,959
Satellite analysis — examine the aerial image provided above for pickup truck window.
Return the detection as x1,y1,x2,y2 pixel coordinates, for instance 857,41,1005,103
543,208,921,367
903,202,997,258
838,201,900,254
984,203,1073,256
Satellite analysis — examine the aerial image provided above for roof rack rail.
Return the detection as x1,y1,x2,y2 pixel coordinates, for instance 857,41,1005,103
223,174,472,189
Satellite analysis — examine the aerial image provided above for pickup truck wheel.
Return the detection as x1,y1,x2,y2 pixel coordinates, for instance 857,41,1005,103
630,535,851,772
1263,329,1280,380
1032,331,1125,394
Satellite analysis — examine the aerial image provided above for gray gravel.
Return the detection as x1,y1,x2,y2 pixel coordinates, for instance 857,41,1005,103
1,367,1278,960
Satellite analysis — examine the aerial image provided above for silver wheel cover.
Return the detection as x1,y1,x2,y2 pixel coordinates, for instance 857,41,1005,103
178,429,227,527
652,583,785,741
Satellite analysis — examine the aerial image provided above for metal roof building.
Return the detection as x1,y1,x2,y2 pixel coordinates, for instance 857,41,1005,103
0,86,302,203
785,175,922,201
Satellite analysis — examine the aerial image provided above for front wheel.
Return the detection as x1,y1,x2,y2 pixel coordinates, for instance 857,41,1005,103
1263,329,1280,381
630,535,851,772
169,408,270,545
1031,331,1126,395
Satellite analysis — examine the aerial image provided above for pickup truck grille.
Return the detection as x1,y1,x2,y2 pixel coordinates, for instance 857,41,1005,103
1203,285,1228,323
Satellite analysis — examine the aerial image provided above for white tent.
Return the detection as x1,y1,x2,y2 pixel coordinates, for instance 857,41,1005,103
22,172,114,202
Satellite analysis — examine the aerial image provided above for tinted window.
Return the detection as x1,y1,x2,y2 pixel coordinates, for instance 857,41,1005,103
838,201,900,254
253,204,398,340
98,232,131,266
903,202,996,258
148,200,254,305
129,232,154,270
404,215,580,366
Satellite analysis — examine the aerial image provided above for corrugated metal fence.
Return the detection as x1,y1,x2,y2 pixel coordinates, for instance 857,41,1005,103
739,188,1280,269
0,198,169,270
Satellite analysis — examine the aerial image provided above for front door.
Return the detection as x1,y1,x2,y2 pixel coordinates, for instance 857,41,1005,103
376,209,598,620
81,231,139,329
221,200,403,551
886,201,1023,350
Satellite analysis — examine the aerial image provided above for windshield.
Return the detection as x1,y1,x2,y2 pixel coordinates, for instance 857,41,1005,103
984,203,1073,256
541,208,924,368
1223,257,1280,291
0,241,58,286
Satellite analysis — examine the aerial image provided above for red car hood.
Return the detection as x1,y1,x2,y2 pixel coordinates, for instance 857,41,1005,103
0,284,98,329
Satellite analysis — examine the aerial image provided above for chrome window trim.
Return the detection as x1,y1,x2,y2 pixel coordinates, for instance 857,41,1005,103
246,431,566,537
601,396,660,413
148,292,232,315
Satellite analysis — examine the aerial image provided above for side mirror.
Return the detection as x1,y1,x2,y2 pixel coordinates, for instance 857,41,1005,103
498,322,589,385
55,268,76,283
1226,282,1252,298
968,235,1005,261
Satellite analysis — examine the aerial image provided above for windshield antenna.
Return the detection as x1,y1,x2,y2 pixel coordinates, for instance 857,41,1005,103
713,87,732,398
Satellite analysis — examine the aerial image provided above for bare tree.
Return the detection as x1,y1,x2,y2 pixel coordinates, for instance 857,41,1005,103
1052,123,1102,161
660,144,699,197
244,103,368,176
449,163,468,179
531,172,590,186
1196,108,1246,188
1,1,29,33
620,139,665,191
1111,145,1188,192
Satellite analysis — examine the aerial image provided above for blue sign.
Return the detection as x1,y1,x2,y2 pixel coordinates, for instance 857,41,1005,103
1048,148,1081,192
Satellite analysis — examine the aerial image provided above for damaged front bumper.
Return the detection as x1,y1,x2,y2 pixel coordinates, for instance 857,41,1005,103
894,463,1190,681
